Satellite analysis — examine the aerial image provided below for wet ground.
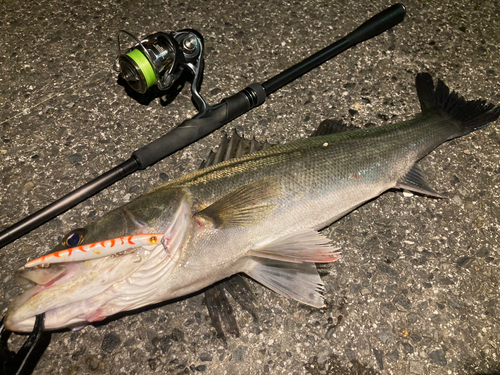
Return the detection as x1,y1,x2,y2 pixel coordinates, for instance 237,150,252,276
1,0,500,374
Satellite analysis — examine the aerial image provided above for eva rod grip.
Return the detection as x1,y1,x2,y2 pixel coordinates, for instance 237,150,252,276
344,4,406,46
132,83,266,169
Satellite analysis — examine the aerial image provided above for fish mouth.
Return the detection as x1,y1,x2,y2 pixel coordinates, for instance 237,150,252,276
6,264,68,330
4,261,92,332
4,252,153,332
5,192,193,333
4,245,166,332
15,263,67,290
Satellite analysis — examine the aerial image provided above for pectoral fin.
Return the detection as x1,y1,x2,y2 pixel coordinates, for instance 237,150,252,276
205,283,239,339
396,164,445,198
248,229,340,263
195,177,281,228
245,259,326,307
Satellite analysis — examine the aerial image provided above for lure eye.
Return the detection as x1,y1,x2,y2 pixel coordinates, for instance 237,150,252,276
63,228,87,248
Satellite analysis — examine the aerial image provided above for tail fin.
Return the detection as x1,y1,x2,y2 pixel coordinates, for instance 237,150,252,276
416,73,500,136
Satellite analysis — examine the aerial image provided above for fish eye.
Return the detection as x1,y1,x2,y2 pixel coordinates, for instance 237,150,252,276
63,228,87,248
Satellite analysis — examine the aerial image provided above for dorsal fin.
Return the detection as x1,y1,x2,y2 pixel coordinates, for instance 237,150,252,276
199,129,275,169
200,119,356,170
310,119,360,137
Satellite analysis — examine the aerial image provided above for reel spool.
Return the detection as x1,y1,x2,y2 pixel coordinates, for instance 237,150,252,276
114,29,203,94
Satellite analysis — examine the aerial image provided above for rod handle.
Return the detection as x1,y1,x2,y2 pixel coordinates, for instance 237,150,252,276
132,83,266,169
345,4,406,45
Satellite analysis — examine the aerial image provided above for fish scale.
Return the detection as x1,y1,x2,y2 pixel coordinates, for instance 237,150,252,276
174,114,451,202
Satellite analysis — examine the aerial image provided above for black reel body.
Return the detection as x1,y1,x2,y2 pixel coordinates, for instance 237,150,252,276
115,29,203,94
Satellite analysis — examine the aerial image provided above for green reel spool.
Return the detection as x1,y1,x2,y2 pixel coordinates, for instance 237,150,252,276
118,49,157,94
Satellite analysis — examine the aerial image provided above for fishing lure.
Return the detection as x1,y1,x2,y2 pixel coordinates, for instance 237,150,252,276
24,234,164,268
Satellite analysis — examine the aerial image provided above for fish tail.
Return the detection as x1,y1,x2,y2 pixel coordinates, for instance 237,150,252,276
416,73,500,138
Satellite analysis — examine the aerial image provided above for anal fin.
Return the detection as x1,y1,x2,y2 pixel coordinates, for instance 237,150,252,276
245,259,327,308
396,164,445,198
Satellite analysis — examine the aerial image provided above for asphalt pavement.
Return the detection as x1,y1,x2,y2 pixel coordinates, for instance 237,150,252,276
1,0,499,374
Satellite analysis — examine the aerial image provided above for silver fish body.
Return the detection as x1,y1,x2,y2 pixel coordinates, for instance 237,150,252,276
5,73,499,332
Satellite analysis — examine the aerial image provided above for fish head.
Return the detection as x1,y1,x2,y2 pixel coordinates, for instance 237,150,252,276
5,186,193,332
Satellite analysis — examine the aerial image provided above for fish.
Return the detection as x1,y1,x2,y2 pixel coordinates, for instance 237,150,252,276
4,73,499,333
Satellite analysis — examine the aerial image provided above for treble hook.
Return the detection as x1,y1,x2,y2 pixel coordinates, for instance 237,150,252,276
0,314,51,375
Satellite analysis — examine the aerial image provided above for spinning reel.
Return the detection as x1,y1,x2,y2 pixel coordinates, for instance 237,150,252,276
114,29,209,114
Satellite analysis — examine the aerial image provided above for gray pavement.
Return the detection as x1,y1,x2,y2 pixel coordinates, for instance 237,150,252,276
1,0,499,374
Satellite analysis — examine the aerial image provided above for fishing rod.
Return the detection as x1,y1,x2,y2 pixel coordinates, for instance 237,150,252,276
2,4,407,374
0,4,406,249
